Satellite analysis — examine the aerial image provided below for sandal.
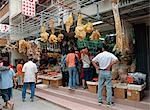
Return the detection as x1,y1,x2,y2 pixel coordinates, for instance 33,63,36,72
7,102,14,110
9,103,14,110
3,105,9,109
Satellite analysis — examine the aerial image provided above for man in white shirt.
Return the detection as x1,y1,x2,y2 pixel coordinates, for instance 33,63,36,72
92,44,118,106
22,58,38,102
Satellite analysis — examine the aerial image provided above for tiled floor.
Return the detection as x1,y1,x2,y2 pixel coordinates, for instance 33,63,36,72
0,89,68,110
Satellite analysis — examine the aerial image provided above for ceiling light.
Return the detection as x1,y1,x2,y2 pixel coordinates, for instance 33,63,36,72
92,21,103,26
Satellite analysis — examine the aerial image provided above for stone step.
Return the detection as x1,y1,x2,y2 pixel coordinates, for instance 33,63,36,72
35,86,149,110
39,86,150,110
35,89,106,110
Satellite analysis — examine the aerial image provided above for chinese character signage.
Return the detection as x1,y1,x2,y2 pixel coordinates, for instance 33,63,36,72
21,0,36,17
0,24,10,33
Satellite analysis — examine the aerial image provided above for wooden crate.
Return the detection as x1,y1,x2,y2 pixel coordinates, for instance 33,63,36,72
114,88,127,99
127,89,144,101
50,79,62,88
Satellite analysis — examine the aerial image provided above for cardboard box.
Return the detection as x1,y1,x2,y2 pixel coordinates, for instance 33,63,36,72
42,79,50,85
88,85,98,93
87,81,98,93
127,89,144,101
127,83,145,101
50,79,62,87
114,88,127,99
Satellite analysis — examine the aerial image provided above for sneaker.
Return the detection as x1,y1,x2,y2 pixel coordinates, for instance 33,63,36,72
106,102,112,106
30,98,34,102
98,101,103,105
68,87,72,90
22,98,25,102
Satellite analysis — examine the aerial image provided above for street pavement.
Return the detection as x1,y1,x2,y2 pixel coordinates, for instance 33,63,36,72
0,89,68,110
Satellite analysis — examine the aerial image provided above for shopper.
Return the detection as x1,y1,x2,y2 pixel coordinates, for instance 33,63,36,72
92,44,118,106
22,58,38,102
75,50,81,86
0,58,15,110
61,54,69,87
66,48,77,90
81,47,91,89
16,59,24,88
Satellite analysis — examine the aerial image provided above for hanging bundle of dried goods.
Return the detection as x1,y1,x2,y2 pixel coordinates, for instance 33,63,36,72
49,34,57,43
57,34,64,42
90,30,101,40
49,18,55,34
75,14,86,41
65,13,73,33
27,41,41,60
40,25,49,42
84,22,93,33
49,18,57,43
18,40,29,54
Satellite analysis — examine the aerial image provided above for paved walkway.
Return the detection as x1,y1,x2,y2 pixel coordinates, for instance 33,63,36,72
0,89,68,110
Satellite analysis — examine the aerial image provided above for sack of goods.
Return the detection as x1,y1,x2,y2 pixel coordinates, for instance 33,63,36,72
127,72,146,85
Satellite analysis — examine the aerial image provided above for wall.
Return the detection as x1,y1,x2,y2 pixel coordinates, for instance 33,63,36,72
9,0,21,19
81,0,112,16
10,49,27,66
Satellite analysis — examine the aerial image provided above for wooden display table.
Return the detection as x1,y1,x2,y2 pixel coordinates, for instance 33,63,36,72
50,78,62,88
37,74,62,88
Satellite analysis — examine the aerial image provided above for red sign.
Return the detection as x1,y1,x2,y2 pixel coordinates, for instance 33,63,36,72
0,24,10,33
21,0,36,17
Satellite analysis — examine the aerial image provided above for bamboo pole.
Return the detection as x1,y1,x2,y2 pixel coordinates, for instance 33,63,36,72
111,0,123,53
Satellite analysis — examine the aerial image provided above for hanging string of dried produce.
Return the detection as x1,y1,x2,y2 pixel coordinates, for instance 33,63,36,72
18,40,29,54
90,30,101,40
65,13,73,33
40,24,49,42
75,14,86,41
49,18,57,43
84,22,94,33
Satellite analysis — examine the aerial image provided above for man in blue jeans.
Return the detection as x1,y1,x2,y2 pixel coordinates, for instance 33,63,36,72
92,45,118,106
22,58,38,102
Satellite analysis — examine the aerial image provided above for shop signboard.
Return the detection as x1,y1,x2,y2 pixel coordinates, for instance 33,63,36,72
0,24,10,33
21,0,36,17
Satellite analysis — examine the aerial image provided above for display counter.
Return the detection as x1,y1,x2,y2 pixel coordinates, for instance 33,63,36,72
37,73,62,87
